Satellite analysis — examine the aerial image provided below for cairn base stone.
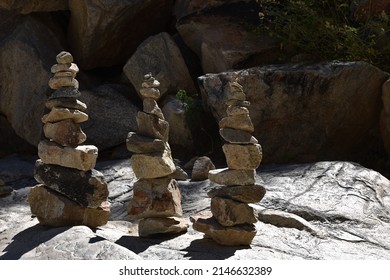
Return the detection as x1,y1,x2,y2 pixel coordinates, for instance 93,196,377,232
138,217,188,237
38,140,98,171
190,211,257,246
211,197,257,226
34,159,108,207
207,184,266,203
208,168,255,186
128,177,182,220
28,184,110,228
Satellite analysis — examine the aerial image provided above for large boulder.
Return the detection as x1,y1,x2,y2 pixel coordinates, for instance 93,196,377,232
79,84,139,151
68,0,174,69
199,61,389,163
123,32,196,99
0,0,68,14
176,1,281,73
0,13,67,146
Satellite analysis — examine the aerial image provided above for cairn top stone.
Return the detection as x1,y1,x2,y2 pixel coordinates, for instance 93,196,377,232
56,51,73,64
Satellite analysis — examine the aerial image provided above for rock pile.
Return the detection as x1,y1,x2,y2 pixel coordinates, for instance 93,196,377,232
127,73,188,237
28,51,110,228
191,79,266,246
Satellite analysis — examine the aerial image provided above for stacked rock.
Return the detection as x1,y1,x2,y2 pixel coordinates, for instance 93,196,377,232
127,73,188,237
28,51,110,228
191,79,266,246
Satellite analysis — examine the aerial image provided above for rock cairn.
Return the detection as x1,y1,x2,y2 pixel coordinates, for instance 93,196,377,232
127,73,188,237
191,79,266,246
28,51,110,228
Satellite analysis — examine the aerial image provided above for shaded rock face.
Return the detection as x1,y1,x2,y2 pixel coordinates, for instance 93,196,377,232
199,62,389,164
176,1,281,73
68,0,174,69
352,0,390,20
0,0,68,14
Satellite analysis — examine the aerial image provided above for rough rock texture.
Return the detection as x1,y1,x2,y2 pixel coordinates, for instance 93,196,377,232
191,156,215,181
380,79,390,156
208,168,255,186
0,13,66,146
126,132,166,154
68,0,174,69
79,84,139,151
223,143,262,170
207,184,266,203
123,32,196,98
130,149,176,179
0,0,68,14
211,197,257,226
199,62,389,163
136,112,169,142
28,185,110,228
138,217,188,237
2,156,390,259
176,1,280,73
34,160,108,207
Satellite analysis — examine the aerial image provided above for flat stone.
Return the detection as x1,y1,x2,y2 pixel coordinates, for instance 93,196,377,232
191,156,215,181
139,87,160,100
219,128,258,144
208,184,266,203
126,132,166,154
43,119,87,147
190,211,257,246
128,177,183,220
138,217,188,237
42,107,88,124
208,168,256,186
34,159,108,208
38,140,98,171
136,111,169,142
223,143,262,170
49,76,79,90
51,63,79,74
49,87,81,99
53,71,76,78
143,98,165,120
28,184,110,228
219,114,254,133
225,100,251,107
130,148,176,179
45,98,87,111
226,105,249,116
56,51,73,64
211,197,257,226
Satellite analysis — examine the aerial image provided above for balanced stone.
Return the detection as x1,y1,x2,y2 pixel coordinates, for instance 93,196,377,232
226,99,251,107
29,184,110,228
219,114,254,133
130,148,176,179
49,87,81,99
207,184,266,203
34,160,108,208
211,197,257,226
138,217,188,237
223,143,262,170
43,119,86,147
45,98,87,111
126,132,166,154
190,211,257,246
139,87,161,100
141,79,160,88
53,71,76,78
38,140,98,171
128,177,182,220
227,87,246,101
219,128,258,144
136,111,169,142
49,76,79,90
51,63,79,74
42,107,88,123
208,168,255,186
226,105,249,116
143,98,165,120
56,51,73,64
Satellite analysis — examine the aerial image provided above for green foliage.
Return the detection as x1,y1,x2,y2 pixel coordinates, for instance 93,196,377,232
257,0,390,69
176,89,203,127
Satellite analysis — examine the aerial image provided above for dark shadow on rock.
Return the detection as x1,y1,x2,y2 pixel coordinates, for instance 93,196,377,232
88,236,106,244
182,238,249,260
0,224,69,260
115,232,185,255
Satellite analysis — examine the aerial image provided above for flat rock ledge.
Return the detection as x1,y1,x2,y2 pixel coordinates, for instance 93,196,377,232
1,156,390,260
